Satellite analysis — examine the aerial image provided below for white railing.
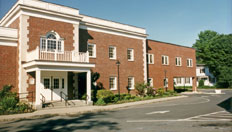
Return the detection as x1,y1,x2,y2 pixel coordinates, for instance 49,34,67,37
27,47,89,63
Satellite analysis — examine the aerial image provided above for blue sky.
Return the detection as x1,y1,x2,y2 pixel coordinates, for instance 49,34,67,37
0,0,231,47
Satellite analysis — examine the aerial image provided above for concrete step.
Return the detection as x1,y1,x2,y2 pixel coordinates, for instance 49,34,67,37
42,100,88,109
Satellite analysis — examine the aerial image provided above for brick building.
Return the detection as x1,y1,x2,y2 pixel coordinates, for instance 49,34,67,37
147,40,197,91
0,0,196,109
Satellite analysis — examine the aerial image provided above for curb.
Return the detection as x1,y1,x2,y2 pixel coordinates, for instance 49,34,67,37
0,95,187,122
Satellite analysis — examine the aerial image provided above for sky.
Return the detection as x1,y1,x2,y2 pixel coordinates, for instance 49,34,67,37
0,0,231,47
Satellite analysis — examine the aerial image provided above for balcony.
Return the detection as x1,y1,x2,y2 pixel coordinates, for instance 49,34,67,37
27,47,89,63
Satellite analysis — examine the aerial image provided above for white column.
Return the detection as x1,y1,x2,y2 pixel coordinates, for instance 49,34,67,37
35,70,41,108
86,70,92,104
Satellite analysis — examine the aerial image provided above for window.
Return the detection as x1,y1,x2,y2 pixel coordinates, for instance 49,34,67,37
185,78,190,84
109,77,117,90
40,31,64,52
127,49,134,61
147,54,154,64
53,78,59,89
62,78,65,89
128,77,135,89
187,59,193,67
109,46,116,59
175,57,182,66
176,78,182,84
164,78,168,87
88,43,96,58
162,55,169,65
148,78,153,87
43,78,50,89
200,68,205,73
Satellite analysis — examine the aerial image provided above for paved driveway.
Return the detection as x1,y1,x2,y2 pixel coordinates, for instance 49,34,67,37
0,90,232,132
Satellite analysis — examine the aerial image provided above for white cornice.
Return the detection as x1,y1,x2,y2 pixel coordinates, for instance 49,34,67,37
0,0,82,26
23,60,95,70
80,24,147,40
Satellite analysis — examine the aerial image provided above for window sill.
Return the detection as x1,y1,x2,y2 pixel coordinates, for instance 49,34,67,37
128,60,134,62
89,56,96,59
110,88,117,91
109,58,117,60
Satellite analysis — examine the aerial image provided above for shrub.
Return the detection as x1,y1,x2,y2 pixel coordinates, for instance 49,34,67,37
199,79,204,87
0,96,18,111
95,98,106,105
0,85,32,114
146,87,155,96
135,83,147,97
96,90,114,103
164,90,176,96
157,88,165,96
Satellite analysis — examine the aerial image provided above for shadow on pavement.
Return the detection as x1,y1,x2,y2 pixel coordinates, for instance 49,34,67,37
217,97,232,113
0,112,120,132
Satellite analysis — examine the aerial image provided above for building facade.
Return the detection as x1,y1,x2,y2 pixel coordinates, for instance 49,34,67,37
0,0,196,109
147,40,197,91
196,64,216,86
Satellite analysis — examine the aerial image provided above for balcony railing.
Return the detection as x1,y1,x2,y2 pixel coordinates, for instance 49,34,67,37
27,47,89,63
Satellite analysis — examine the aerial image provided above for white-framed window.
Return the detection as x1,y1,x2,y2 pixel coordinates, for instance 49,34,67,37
164,78,168,87
43,77,50,89
40,31,64,52
62,78,65,89
148,78,153,87
127,49,134,61
128,77,135,89
147,53,154,64
53,78,60,89
109,46,116,59
187,59,193,67
175,57,182,66
176,78,182,84
162,55,169,65
200,68,205,73
88,43,96,58
109,77,117,90
185,77,190,84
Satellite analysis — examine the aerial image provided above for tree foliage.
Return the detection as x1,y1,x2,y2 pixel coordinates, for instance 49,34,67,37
193,30,232,88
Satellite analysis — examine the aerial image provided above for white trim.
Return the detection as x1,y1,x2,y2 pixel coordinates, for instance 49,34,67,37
143,39,147,82
175,57,182,66
0,41,17,47
128,77,135,90
22,60,95,69
80,25,146,40
88,43,96,58
42,77,51,89
80,14,146,34
109,46,116,60
147,53,154,64
162,55,169,65
187,58,193,67
127,48,134,61
109,76,117,90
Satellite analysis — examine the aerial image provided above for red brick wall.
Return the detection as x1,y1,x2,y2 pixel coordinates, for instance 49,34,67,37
147,40,196,90
2,18,20,92
80,29,145,94
27,72,36,102
0,46,17,92
27,16,74,51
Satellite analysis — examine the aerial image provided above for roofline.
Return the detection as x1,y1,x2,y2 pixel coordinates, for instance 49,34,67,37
147,39,195,50
80,14,146,30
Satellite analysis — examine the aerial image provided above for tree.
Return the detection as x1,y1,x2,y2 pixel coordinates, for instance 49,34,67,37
193,31,232,88
192,30,219,64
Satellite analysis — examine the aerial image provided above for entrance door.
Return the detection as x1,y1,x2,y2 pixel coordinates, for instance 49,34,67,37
41,71,68,101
